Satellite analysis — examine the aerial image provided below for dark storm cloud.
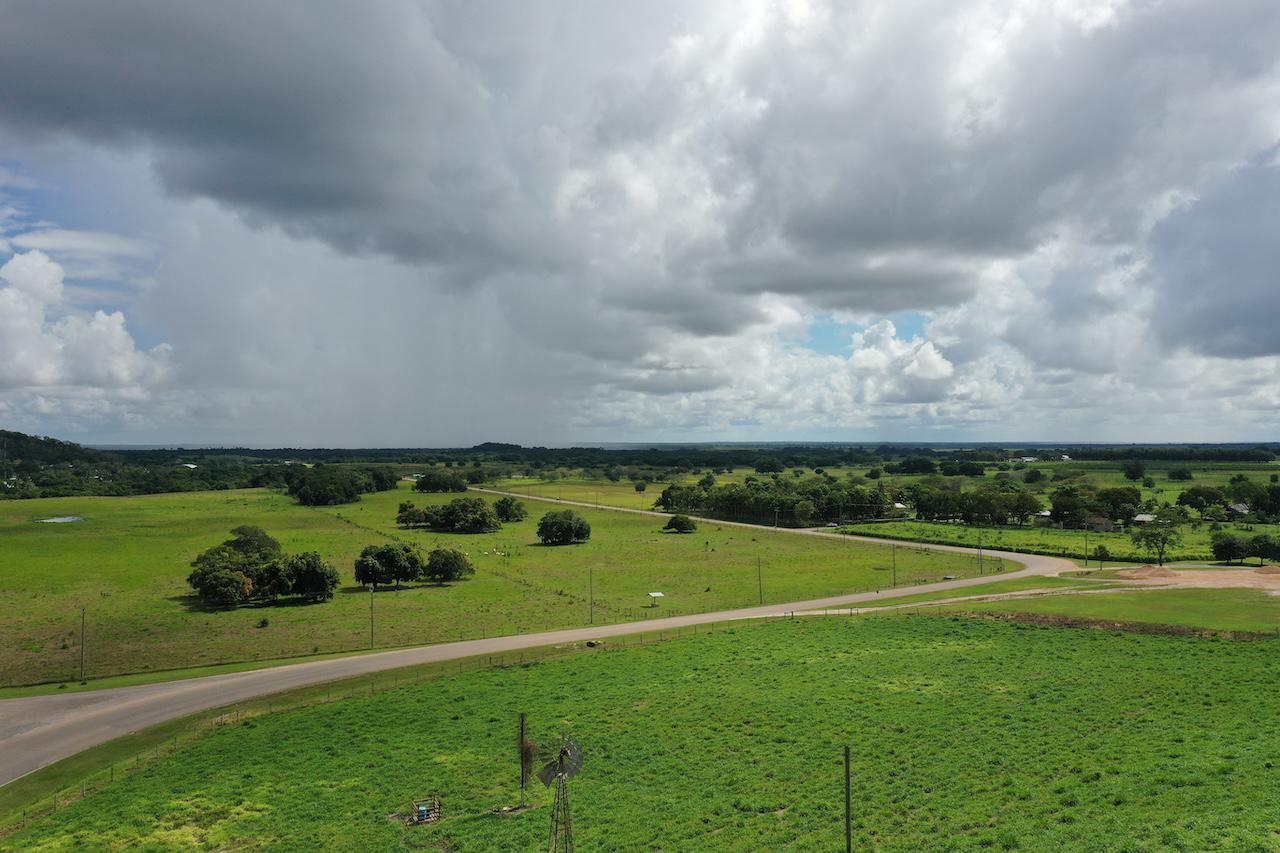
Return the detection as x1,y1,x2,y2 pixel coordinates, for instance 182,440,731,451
0,1,569,273
1149,150,1280,358
710,253,975,313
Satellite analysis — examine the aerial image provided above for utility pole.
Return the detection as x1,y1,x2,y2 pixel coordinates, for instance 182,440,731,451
519,712,528,808
892,545,897,588
79,607,86,682
369,586,375,649
588,566,594,625
843,745,852,853
977,530,983,575
1084,528,1089,568
757,555,763,605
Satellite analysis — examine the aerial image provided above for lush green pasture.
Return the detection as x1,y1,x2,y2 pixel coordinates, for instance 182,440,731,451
850,575,1103,609
7,616,1279,851
947,587,1280,633
0,485,1004,686
842,518,1280,564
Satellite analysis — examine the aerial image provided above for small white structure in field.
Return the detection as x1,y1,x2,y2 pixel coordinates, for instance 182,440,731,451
179,463,198,469
647,591,665,607
1132,513,1157,524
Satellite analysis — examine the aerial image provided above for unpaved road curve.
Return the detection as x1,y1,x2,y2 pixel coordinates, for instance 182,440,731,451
0,494,1073,790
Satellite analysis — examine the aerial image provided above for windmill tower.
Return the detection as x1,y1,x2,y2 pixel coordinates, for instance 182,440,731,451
538,736,583,853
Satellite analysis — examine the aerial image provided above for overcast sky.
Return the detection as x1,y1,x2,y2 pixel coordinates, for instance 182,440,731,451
1,0,1278,446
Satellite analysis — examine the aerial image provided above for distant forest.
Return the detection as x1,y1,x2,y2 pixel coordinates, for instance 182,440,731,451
1,428,1276,500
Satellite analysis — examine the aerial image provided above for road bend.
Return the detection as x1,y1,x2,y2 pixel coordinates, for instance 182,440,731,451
0,494,1073,789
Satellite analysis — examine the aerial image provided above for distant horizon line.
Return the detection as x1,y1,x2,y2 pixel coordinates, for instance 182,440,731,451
85,440,1280,452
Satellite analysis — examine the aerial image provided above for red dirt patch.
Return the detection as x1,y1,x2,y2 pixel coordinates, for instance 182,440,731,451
1118,565,1179,579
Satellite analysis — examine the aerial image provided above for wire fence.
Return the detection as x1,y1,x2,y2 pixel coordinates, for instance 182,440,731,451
0,615,795,840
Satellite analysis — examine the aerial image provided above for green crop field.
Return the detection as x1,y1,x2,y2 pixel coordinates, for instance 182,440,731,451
945,587,1280,634
5,616,1278,851
0,485,1007,687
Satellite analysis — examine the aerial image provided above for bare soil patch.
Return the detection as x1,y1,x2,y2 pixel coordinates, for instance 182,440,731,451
1116,566,1280,592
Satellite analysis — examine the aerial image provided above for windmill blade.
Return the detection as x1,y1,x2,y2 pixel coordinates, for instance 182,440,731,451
559,737,584,779
537,736,584,786
537,758,561,788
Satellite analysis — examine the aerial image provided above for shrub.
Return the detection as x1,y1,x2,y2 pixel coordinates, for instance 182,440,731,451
354,543,423,588
437,497,501,533
494,496,528,522
664,514,697,533
1210,532,1250,564
189,568,253,607
282,551,340,600
424,548,476,583
537,510,591,545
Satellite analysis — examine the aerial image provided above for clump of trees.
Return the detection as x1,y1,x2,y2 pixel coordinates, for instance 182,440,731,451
425,548,476,582
911,483,1043,525
664,514,697,533
355,543,423,589
414,470,469,493
1048,485,1143,526
1210,532,1280,565
537,510,591,545
494,496,528,522
354,542,475,586
187,526,339,606
286,465,398,506
396,498,501,533
655,477,894,527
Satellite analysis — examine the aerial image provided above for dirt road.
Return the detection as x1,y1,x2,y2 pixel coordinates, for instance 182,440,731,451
0,495,1073,790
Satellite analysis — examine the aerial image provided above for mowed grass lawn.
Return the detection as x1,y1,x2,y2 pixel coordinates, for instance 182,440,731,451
945,587,1280,633
5,616,1279,851
0,485,1006,686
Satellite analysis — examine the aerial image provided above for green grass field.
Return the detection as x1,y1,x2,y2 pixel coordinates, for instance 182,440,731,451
848,575,1104,609
6,615,1279,851
945,587,1280,633
0,485,1007,686
840,518,1280,564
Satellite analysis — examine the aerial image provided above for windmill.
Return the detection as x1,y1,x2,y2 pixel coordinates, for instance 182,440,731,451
538,736,583,853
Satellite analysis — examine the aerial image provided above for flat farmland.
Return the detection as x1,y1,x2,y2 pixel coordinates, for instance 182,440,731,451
0,485,1006,686
6,616,1278,851
842,518,1280,564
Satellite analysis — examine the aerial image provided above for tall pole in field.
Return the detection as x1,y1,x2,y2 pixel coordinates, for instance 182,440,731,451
977,530,983,575
369,586,375,649
892,545,897,588
79,607,86,682
519,712,528,808
843,745,852,853
1084,529,1089,568
588,566,594,625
